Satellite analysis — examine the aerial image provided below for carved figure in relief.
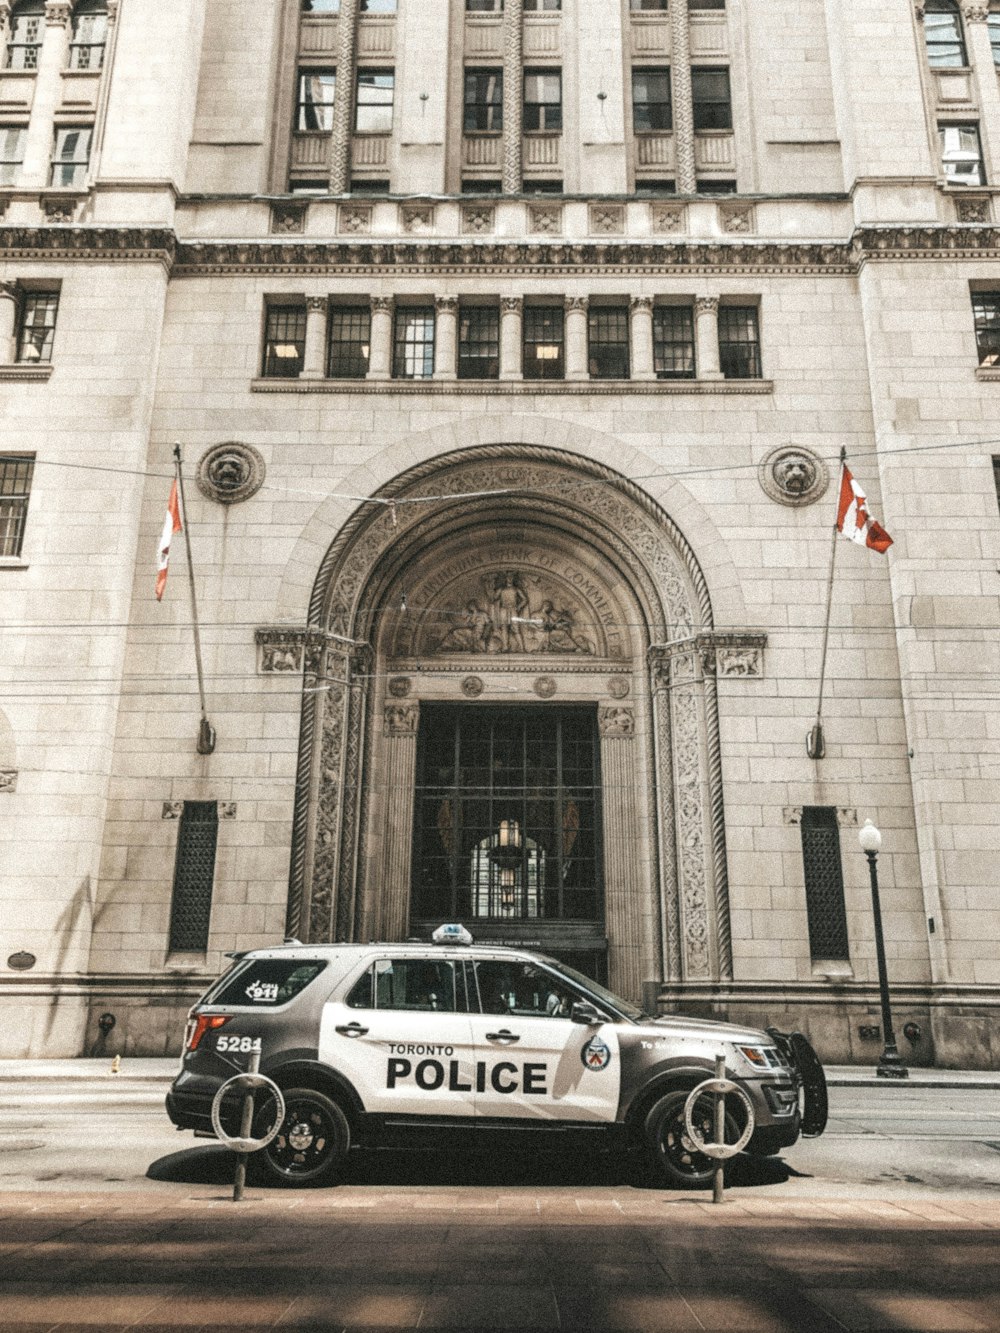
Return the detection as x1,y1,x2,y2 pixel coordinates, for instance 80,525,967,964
491,572,529,653
438,600,494,653
538,600,594,655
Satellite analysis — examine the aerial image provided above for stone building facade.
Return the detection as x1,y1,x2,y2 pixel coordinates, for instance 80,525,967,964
1,0,999,1065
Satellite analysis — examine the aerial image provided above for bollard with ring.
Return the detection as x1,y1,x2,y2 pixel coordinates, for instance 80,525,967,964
209,1050,285,1201
683,1054,755,1204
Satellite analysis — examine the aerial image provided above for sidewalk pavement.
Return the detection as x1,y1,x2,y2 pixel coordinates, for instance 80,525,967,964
2,1057,999,1087
1,1187,999,1331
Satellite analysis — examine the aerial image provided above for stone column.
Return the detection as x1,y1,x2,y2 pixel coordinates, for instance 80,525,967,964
328,0,359,194
669,0,696,193
599,705,644,1002
0,5,10,53
565,296,589,381
499,295,522,380
964,5,1000,186
368,295,393,381
502,0,523,193
694,295,723,380
647,651,682,981
630,296,656,381
302,297,327,379
434,295,458,380
379,702,419,939
19,2,73,189
0,283,19,363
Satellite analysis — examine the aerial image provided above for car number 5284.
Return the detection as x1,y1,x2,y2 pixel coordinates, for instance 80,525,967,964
216,1035,261,1053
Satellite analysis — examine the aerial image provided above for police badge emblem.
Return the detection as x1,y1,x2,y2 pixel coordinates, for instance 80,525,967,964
581,1035,611,1071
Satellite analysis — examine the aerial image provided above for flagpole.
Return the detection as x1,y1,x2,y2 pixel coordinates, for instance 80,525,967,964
173,444,216,756
808,446,846,760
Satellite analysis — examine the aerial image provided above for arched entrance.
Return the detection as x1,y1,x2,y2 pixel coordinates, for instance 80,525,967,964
286,446,733,999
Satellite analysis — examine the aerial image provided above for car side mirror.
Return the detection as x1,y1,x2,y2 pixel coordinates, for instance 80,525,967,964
570,1001,605,1026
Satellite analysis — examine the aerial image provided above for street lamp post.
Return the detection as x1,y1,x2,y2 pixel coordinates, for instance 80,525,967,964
858,819,908,1079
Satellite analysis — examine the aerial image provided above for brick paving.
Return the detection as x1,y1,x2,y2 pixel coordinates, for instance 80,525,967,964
1,1187,999,1332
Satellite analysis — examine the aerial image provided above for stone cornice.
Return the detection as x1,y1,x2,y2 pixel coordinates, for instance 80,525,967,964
0,224,998,273
249,376,775,396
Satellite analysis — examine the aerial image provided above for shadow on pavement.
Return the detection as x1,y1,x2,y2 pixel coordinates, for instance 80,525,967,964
147,1143,804,1190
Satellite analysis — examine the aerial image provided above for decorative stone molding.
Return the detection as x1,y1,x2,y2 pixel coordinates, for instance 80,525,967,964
758,444,829,508
695,295,719,317
461,203,495,234
590,203,624,235
607,676,630,699
527,202,562,234
460,675,484,697
196,442,265,506
338,202,372,234
255,626,338,674
400,203,434,233
651,631,767,682
0,768,17,793
719,202,755,235
502,0,524,193
962,2,989,20
41,196,78,224
435,294,458,314
161,801,183,819
669,0,696,193
630,295,653,314
564,295,588,313
598,704,635,737
500,295,523,313
387,675,411,697
329,0,359,194
384,703,418,735
0,228,176,264
220,803,238,820
955,195,992,224
44,0,71,26
271,202,307,234
651,203,687,234
533,675,556,698
784,806,858,827
370,294,393,314
0,196,8,221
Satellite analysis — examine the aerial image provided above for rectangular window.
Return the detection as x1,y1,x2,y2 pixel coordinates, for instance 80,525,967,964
393,306,435,380
327,305,370,378
993,457,1000,514
458,304,499,379
16,290,59,364
50,126,92,187
523,69,562,132
718,304,761,379
297,68,336,131
355,69,394,133
800,806,850,963
262,304,306,378
635,178,676,195
695,178,737,193
349,177,390,193
990,10,1000,66
588,307,630,379
0,125,26,187
0,454,34,559
466,0,503,10
360,0,397,10
691,67,732,130
653,305,696,379
5,8,42,69
461,178,502,193
523,304,564,379
972,292,1000,367
525,0,561,9
632,68,672,133
630,0,668,9
924,2,968,66
304,0,340,10
939,122,985,186
168,801,219,955
464,67,503,132
690,0,726,8
68,7,108,70
525,178,562,193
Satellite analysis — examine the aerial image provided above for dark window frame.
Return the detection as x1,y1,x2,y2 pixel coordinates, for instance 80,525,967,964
939,121,985,187
800,806,851,963
587,306,630,380
632,66,672,133
464,66,503,133
718,303,761,380
262,303,307,378
68,0,108,71
327,304,371,379
522,303,565,379
168,801,219,955
16,288,59,364
466,0,504,11
393,305,436,380
0,453,35,559
5,1,43,71
523,67,562,133
297,67,336,132
458,303,500,379
972,291,1000,368
923,0,968,67
0,124,27,186
691,66,732,131
653,304,696,380
354,67,394,134
50,124,92,187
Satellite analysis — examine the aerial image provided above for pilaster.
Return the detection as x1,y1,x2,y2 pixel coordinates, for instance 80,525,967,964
695,295,723,380
598,704,643,1001
328,0,359,194
964,5,1000,187
434,295,458,380
499,295,523,380
378,701,419,940
502,0,524,194
565,295,589,381
302,297,327,379
368,295,393,381
669,0,696,193
19,2,72,189
0,283,18,363
630,296,656,382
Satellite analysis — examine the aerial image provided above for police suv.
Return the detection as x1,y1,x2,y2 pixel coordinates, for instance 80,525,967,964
166,927,826,1188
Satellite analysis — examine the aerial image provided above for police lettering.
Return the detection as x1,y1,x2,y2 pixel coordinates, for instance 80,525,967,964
387,1058,548,1095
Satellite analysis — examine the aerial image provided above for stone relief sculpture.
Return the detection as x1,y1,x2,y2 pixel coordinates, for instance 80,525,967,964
426,570,595,656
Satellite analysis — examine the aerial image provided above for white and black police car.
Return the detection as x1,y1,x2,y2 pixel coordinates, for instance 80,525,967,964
166,925,827,1187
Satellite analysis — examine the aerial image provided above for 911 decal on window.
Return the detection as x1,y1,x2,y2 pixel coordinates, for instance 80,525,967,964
211,959,327,1007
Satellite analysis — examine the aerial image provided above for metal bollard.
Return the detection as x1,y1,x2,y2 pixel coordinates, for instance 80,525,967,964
683,1059,755,1208
712,1053,725,1205
232,1050,259,1202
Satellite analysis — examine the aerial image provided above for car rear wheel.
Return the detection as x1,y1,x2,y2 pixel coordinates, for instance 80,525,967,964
260,1087,350,1187
643,1089,739,1189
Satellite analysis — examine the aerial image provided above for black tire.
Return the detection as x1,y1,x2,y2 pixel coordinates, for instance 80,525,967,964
643,1088,739,1189
260,1087,350,1188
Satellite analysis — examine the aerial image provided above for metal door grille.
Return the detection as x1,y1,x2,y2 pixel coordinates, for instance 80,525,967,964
800,806,850,961
168,801,219,953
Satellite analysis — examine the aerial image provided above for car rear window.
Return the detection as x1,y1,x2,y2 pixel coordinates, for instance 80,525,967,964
212,959,327,1007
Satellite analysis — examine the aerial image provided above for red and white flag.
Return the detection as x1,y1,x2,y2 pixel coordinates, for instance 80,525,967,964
155,479,183,601
836,464,892,554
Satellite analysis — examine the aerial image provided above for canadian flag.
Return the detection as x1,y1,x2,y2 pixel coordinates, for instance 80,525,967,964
836,464,892,554
155,479,183,601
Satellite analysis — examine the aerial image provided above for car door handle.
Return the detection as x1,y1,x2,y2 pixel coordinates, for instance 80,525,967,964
335,1022,369,1037
485,1029,520,1043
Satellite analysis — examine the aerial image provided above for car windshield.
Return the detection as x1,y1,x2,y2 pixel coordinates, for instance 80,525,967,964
539,959,647,1022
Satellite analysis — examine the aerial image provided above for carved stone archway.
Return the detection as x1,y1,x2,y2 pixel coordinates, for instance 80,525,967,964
283,446,741,997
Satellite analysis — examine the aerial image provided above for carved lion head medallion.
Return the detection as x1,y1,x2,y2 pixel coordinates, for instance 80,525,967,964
196,442,265,506
758,445,829,508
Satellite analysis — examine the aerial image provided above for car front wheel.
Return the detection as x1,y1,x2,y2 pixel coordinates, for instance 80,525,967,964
260,1087,350,1187
643,1089,739,1189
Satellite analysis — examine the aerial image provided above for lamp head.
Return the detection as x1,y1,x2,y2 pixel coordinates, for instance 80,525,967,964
858,818,882,854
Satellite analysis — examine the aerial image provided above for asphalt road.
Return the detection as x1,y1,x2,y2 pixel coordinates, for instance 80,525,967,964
1,1076,999,1200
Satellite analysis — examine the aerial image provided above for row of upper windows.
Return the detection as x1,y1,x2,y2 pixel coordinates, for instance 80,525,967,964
922,0,1000,68
3,1,108,72
296,66,732,136
0,123,91,187
262,297,762,381
301,2,726,12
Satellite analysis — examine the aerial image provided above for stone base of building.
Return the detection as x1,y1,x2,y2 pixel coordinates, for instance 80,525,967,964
4,976,1000,1069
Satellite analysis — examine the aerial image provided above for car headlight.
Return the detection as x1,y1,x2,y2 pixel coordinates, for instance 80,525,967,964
734,1044,783,1070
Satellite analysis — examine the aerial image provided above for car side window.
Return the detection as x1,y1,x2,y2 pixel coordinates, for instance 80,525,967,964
474,960,579,1019
346,959,462,1012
